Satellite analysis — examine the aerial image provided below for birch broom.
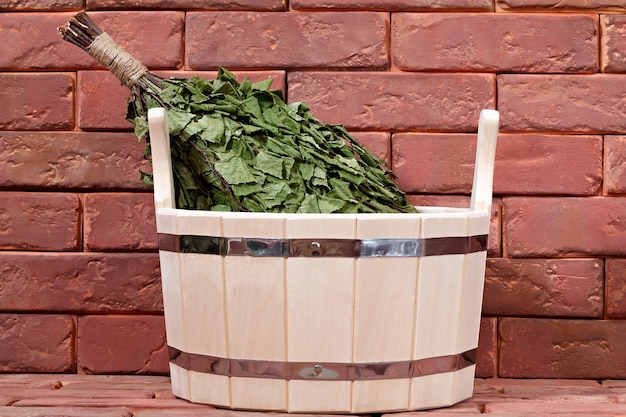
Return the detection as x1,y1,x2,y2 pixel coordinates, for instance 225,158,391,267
59,11,417,213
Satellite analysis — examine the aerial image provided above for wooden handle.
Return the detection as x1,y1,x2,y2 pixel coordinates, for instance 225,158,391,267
470,109,499,213
148,107,176,210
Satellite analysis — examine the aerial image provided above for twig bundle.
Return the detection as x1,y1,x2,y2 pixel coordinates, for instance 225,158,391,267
59,12,417,213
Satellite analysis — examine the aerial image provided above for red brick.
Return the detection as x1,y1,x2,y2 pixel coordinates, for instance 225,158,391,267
0,12,182,70
0,192,80,251
0,0,82,9
475,317,497,378
78,71,132,131
408,195,471,208
0,13,87,69
292,0,492,9
0,314,75,373
87,0,286,9
498,0,626,11
83,193,157,251
393,133,601,196
606,259,626,318
501,384,612,402
485,402,626,415
288,72,495,130
0,73,73,130
60,376,172,392
2,388,155,401
77,315,168,374
0,407,132,417
392,14,597,73
89,12,183,69
0,374,62,389
494,134,602,196
601,15,626,73
393,133,476,194
0,253,162,313
503,197,626,257
186,12,388,70
498,74,626,133
78,70,285,130
477,377,603,389
484,258,604,318
499,318,626,379
605,136,626,194
14,397,211,409
0,131,149,190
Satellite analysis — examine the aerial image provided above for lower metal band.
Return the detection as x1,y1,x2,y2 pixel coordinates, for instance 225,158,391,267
168,347,477,381
159,234,488,258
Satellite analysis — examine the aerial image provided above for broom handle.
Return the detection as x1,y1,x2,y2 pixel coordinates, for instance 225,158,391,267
470,109,499,213
148,107,176,210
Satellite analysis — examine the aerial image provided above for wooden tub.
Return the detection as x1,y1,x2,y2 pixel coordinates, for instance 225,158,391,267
148,107,499,413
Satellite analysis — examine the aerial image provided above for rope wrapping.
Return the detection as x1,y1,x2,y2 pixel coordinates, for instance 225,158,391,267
87,32,148,86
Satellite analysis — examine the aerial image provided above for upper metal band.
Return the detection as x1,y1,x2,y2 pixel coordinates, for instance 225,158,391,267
168,347,477,381
158,234,488,258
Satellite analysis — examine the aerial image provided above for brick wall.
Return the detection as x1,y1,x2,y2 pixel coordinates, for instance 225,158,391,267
1,0,625,379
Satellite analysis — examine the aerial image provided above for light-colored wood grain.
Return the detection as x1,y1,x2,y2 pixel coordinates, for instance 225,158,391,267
452,365,477,405
413,212,469,360
471,109,500,213
159,251,185,351
168,362,191,403
410,372,455,410
288,380,352,413
352,379,411,413
458,211,490,353
180,253,227,357
458,251,487,354
175,210,221,235
285,214,356,363
285,214,356,412
188,371,230,408
155,208,178,234
147,107,175,210
222,214,287,411
224,256,286,360
354,214,420,363
230,377,287,411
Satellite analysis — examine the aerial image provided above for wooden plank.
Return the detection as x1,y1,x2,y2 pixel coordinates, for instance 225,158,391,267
354,214,420,363
351,214,420,413
452,365,477,405
147,107,175,211
288,380,352,414
285,214,356,413
351,379,411,413
159,250,185,352
168,362,191,403
458,212,489,354
176,212,226,358
409,372,455,410
222,213,287,411
470,109,499,213
188,371,230,408
179,253,226,358
413,212,469,361
230,377,287,411
285,214,356,363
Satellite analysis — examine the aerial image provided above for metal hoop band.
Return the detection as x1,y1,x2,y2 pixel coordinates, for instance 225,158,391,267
169,347,477,381
158,234,488,258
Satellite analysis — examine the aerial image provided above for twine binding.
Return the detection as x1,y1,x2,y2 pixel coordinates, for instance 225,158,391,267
87,32,148,86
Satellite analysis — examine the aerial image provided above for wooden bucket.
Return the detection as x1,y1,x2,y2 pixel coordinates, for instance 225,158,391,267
148,108,499,413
